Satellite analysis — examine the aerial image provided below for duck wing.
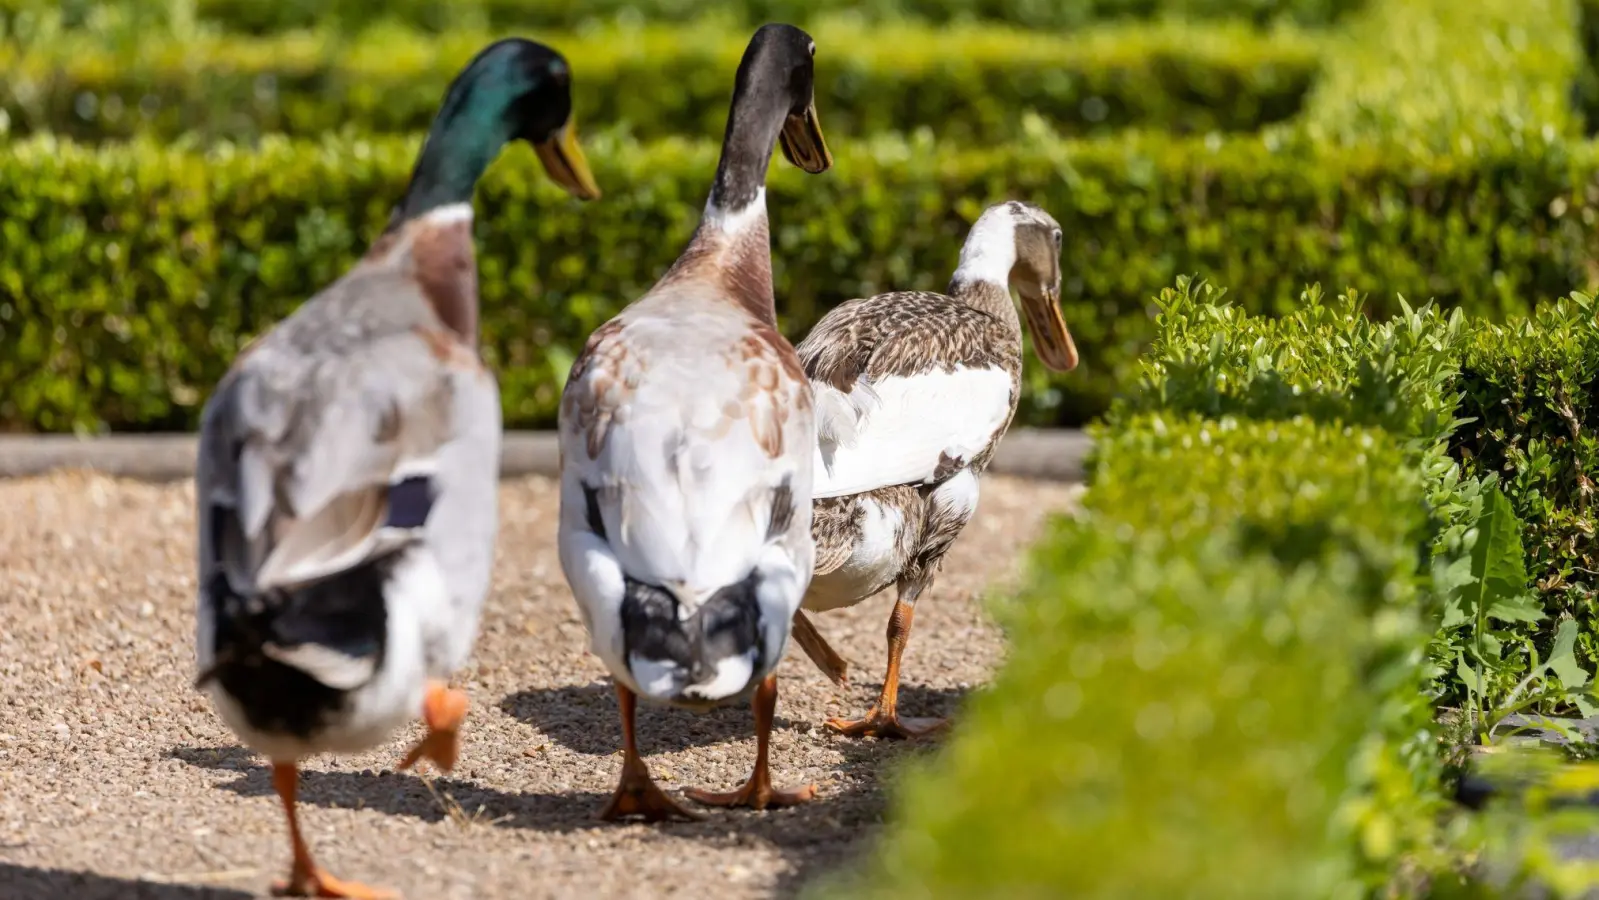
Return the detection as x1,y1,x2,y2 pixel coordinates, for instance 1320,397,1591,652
799,292,1019,500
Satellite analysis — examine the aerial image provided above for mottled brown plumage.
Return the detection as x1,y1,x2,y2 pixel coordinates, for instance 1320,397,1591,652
792,201,1075,738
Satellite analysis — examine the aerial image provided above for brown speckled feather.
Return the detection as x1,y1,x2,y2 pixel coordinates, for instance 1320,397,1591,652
798,289,1018,391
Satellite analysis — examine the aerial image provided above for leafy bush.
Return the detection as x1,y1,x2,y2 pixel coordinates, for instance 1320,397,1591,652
1294,0,1580,153
0,20,1320,142
0,0,1364,37
1123,278,1466,446
1452,294,1599,687
843,279,1599,896
834,414,1441,898
5,130,1595,433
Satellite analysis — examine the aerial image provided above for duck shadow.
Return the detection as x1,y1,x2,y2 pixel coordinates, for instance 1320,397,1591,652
498,680,971,758
167,745,604,834
0,862,253,899
851,683,973,722
171,681,974,897
498,681,769,755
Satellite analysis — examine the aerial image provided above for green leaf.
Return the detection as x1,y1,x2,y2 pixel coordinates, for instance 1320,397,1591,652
1466,486,1531,616
1547,619,1592,691
1457,655,1485,700
1486,594,1547,624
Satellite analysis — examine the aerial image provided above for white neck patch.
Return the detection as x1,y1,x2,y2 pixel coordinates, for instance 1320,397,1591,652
420,203,474,226
951,206,1017,287
702,186,768,237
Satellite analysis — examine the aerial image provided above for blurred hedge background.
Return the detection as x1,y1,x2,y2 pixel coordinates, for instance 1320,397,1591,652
3,0,1594,436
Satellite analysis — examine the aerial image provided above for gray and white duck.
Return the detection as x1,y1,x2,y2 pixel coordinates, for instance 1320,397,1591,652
557,23,832,821
193,38,599,898
790,200,1078,739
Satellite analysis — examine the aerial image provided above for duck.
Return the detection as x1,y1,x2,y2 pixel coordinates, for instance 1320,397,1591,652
193,38,599,899
556,22,832,822
787,200,1078,739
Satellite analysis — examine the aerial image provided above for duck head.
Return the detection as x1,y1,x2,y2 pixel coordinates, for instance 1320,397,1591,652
1006,203,1078,372
393,37,600,224
952,201,1080,373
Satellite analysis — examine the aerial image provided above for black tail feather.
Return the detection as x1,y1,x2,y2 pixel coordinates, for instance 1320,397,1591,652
620,572,764,691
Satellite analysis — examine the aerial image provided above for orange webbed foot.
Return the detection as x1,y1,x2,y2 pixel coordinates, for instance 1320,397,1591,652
399,683,469,774
824,706,947,740
597,758,702,823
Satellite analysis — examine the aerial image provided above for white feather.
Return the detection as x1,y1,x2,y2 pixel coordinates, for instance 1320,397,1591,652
557,518,631,683
681,651,756,702
803,497,906,612
814,378,878,466
702,187,766,237
261,643,376,690
931,468,981,522
420,203,473,226
563,316,811,604
811,365,1012,499
950,207,1019,288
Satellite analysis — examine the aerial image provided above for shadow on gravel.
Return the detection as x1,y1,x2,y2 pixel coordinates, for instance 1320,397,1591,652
170,681,972,897
499,681,769,755
761,684,974,898
168,746,605,833
0,862,252,899
499,680,971,758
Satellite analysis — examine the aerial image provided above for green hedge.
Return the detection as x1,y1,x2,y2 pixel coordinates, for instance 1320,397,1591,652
1576,0,1599,135
841,279,1599,895
1123,280,1465,446
1452,294,1599,688
836,412,1441,898
0,0,1363,38
0,21,1319,143
1294,0,1580,152
1127,279,1599,716
3,130,1595,433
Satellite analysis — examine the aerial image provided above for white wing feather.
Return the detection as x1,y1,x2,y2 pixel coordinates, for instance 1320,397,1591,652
811,365,1011,499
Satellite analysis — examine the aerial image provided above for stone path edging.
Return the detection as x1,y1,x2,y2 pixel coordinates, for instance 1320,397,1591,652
0,428,1093,482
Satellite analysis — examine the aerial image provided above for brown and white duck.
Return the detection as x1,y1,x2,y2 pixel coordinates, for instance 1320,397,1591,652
556,23,832,821
789,200,1078,739
194,39,598,898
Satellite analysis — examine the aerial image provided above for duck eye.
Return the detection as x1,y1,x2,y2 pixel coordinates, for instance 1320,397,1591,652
807,41,816,57
1052,228,1063,246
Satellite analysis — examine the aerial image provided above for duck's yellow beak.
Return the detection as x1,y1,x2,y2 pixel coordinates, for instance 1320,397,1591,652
1022,284,1079,373
534,119,602,201
779,100,832,174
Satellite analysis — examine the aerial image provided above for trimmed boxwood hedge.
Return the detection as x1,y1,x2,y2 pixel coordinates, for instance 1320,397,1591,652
1296,0,1580,152
0,21,1320,143
834,412,1443,898
1,130,1593,433
839,277,1599,896
0,0,1365,37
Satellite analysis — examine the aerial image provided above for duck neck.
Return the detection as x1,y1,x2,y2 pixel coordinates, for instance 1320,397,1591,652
946,214,1019,336
708,86,788,216
675,72,793,325
372,84,509,344
389,67,525,228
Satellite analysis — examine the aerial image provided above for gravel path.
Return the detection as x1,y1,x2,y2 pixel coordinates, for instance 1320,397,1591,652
0,471,1081,900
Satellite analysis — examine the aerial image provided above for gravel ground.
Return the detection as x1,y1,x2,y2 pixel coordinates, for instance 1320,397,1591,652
0,471,1081,900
